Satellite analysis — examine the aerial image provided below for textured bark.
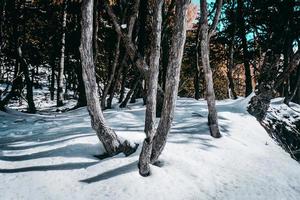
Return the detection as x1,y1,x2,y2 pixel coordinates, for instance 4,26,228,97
106,0,165,117
237,0,252,97
16,1,36,113
57,0,68,107
248,51,282,120
93,0,99,64
198,0,222,138
105,0,148,77
249,50,300,120
80,0,137,156
150,0,190,163
139,0,163,177
17,47,36,113
195,20,201,100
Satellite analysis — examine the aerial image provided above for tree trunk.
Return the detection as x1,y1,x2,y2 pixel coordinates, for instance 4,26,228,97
93,0,99,65
227,37,237,99
237,0,252,97
119,74,141,108
0,0,5,53
57,0,68,107
138,0,163,177
17,47,36,113
284,66,300,105
80,0,137,157
119,58,128,103
150,0,190,164
197,0,222,138
248,51,284,120
101,35,121,109
227,0,237,99
75,59,87,107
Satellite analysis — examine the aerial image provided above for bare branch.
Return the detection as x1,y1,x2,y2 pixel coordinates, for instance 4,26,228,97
104,0,149,75
208,0,223,37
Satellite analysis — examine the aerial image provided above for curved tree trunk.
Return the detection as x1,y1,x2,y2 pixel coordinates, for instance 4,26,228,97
150,0,190,164
138,0,163,177
197,0,222,138
80,0,137,157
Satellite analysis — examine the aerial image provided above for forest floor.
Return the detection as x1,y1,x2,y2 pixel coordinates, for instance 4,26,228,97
1,96,300,200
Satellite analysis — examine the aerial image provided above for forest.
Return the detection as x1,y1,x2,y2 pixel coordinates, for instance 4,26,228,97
0,0,300,199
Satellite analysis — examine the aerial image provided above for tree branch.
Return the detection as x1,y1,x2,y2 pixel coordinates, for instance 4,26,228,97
208,0,223,37
104,0,148,76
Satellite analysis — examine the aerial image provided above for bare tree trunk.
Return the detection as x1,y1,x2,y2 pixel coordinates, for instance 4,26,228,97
119,74,141,108
80,0,137,157
237,0,252,97
197,0,222,138
17,47,36,113
93,0,99,64
227,37,237,99
227,0,237,99
248,50,300,120
195,14,202,100
284,66,300,105
0,0,5,53
138,0,163,177
118,55,128,103
101,36,121,109
150,0,190,164
57,0,68,107
75,59,87,107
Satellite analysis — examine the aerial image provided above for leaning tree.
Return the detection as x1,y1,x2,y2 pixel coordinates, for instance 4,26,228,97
79,0,138,157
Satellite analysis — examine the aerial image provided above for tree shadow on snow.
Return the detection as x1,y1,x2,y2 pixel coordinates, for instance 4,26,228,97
80,161,138,184
0,143,100,161
0,161,99,173
0,134,94,151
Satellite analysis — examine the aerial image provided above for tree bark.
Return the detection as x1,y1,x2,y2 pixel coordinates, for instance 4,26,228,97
57,0,68,107
138,0,163,177
118,55,128,103
197,0,222,138
80,0,137,157
17,47,36,113
150,0,191,163
284,66,300,105
227,0,237,99
237,0,252,97
227,40,237,99
119,74,141,108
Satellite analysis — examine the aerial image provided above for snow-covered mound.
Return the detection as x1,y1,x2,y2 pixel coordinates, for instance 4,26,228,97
1,98,300,200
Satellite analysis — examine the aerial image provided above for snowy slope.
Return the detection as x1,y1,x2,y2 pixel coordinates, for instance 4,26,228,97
1,97,300,200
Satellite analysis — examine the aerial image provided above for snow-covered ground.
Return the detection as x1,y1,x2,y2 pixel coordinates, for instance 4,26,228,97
1,97,300,200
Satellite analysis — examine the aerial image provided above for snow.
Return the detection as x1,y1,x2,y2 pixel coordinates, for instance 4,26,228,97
1,97,300,200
